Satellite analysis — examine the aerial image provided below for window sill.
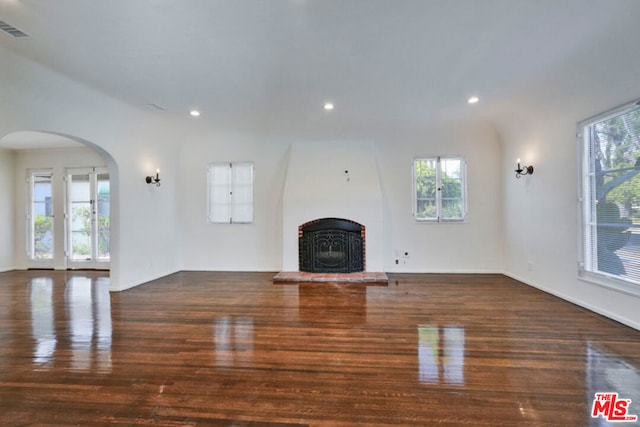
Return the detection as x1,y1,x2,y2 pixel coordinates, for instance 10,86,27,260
579,271,640,298
415,219,466,224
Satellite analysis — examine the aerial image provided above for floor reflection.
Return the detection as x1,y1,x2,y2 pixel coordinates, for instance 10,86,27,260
65,276,112,372
30,277,56,364
587,343,640,426
418,325,465,385
29,274,112,372
213,316,254,368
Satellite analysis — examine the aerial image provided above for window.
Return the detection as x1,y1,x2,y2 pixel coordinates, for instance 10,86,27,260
66,167,110,264
28,170,54,260
207,162,254,223
579,99,640,290
414,156,466,222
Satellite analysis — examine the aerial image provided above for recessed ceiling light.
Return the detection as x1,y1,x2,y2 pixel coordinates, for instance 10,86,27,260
467,96,479,104
190,110,201,117
323,102,334,111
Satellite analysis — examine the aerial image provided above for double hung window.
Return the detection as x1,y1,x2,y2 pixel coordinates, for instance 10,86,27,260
579,100,640,290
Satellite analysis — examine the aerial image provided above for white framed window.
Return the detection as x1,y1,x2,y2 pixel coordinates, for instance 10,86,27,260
207,162,254,224
65,167,110,265
579,99,640,292
27,170,54,260
413,156,466,222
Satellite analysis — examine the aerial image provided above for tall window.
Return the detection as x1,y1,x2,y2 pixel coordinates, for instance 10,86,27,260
28,170,54,260
207,162,254,224
66,168,110,264
414,156,466,222
580,100,640,289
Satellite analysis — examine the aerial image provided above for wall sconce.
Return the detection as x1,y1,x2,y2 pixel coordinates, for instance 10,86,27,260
515,158,534,179
145,169,161,187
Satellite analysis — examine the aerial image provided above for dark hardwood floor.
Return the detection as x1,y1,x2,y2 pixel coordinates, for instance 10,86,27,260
1,270,639,426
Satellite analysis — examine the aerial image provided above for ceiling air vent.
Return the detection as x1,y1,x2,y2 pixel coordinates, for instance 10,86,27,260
144,103,166,112
0,20,30,38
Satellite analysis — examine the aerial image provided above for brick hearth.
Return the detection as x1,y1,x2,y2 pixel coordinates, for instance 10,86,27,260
273,271,388,284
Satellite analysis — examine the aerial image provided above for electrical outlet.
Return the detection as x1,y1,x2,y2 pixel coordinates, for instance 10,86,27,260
527,262,533,272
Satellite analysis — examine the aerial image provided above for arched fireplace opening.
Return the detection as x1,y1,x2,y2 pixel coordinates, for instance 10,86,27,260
298,218,365,273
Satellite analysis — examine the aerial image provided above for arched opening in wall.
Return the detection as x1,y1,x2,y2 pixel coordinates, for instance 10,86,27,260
0,131,118,274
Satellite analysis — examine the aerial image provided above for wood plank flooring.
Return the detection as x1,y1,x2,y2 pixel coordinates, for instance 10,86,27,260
1,270,639,426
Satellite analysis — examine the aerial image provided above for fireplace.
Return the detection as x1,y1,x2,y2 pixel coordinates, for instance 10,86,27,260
298,218,365,273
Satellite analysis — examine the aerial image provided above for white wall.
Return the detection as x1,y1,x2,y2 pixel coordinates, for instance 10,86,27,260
378,122,504,273
177,125,287,271
12,147,106,269
282,142,384,272
497,4,640,330
0,44,182,291
502,109,640,330
0,148,15,271
176,120,504,275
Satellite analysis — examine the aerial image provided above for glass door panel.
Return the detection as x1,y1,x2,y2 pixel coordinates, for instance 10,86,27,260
29,171,54,261
66,168,110,269
69,173,92,261
96,173,110,261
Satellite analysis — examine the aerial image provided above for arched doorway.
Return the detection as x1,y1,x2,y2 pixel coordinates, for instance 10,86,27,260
0,131,118,274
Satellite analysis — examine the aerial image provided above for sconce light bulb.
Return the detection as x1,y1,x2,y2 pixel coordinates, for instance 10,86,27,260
514,159,533,179
146,168,162,186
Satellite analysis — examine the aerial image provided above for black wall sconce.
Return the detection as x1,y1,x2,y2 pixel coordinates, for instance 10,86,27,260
145,169,161,187
515,158,533,179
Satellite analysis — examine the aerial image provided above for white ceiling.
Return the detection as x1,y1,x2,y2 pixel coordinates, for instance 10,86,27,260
1,0,639,137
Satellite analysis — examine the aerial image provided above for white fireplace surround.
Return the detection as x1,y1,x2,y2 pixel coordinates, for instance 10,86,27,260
282,142,384,272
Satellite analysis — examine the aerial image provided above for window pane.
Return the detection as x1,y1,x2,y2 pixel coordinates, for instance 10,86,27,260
69,174,92,260
417,199,437,219
231,163,253,223
32,173,54,259
441,158,461,180
441,158,463,220
96,174,110,261
415,159,437,220
208,164,231,223
583,103,640,285
442,198,463,219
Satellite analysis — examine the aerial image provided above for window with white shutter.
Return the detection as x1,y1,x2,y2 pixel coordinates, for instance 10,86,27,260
207,162,254,224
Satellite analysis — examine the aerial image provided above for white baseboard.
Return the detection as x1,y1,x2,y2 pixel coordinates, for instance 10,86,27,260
386,268,504,274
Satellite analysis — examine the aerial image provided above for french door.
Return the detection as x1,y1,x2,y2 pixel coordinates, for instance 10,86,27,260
27,170,55,268
66,168,110,269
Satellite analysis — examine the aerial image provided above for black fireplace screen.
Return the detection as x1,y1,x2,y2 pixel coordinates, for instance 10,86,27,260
299,218,364,273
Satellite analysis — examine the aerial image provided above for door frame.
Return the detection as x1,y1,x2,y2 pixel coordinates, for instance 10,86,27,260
65,167,110,270
25,169,57,269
